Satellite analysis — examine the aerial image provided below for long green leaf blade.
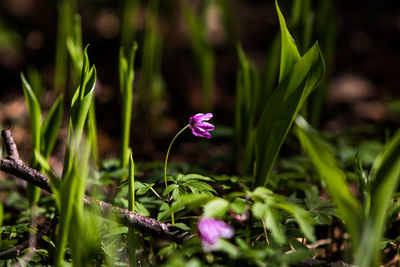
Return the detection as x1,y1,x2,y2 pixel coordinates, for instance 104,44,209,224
41,95,63,159
276,0,300,82
21,73,43,205
355,130,400,267
254,43,324,187
294,116,364,247
21,73,42,149
120,43,138,169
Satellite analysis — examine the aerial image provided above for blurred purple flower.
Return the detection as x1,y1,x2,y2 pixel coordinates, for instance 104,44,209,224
229,209,249,223
198,218,234,252
189,113,214,138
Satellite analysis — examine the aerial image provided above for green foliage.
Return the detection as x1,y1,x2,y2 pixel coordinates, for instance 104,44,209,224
234,45,259,175
295,116,364,245
253,5,325,186
232,1,325,187
295,116,400,267
21,74,63,205
54,48,97,266
41,96,63,159
119,43,138,170
5,0,399,266
21,74,41,151
250,186,315,244
164,173,216,200
356,129,400,266
67,17,99,166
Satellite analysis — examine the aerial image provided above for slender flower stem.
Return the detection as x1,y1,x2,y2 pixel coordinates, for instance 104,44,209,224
164,124,190,188
163,124,190,225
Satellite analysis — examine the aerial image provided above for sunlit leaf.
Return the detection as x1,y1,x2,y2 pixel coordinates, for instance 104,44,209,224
295,115,364,247
254,30,324,187
203,198,229,218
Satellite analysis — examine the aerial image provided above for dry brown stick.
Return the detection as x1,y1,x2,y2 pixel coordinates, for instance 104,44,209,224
0,129,192,244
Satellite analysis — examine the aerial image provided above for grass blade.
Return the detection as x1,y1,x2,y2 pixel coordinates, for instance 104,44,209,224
21,73,43,205
41,95,63,159
120,43,138,170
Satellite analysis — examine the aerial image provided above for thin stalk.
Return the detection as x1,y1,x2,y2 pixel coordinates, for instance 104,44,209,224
163,124,190,225
127,153,138,267
261,218,269,246
163,125,189,188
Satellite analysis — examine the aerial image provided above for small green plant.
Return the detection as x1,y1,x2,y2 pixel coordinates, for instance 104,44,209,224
53,48,96,266
3,0,399,266
21,74,63,206
295,115,400,267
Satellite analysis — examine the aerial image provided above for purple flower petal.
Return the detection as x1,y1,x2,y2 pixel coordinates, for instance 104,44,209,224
198,218,234,252
189,113,214,138
191,127,211,138
196,122,214,131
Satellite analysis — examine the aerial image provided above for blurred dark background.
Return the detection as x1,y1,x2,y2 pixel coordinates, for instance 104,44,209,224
1,0,400,163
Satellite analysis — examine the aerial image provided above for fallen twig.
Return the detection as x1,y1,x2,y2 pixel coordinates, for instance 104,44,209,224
0,129,192,244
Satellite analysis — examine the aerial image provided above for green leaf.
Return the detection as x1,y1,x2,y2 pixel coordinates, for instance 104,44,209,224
274,202,315,242
254,41,325,187
158,194,214,221
252,202,285,244
281,249,314,265
163,184,179,196
276,0,300,82
136,183,155,195
135,201,150,216
265,206,285,244
119,43,138,169
21,72,43,205
218,239,239,258
294,115,364,247
33,149,61,195
230,198,246,214
355,130,400,267
21,73,42,149
186,181,216,195
234,44,259,175
173,223,190,231
41,235,55,248
179,174,214,182
69,65,96,138
203,198,229,218
41,95,63,158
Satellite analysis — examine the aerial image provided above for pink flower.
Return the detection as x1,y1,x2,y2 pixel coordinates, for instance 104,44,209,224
198,218,234,252
189,113,214,138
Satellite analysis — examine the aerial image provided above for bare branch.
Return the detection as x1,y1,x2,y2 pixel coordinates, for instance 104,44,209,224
1,130,20,160
0,129,192,244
